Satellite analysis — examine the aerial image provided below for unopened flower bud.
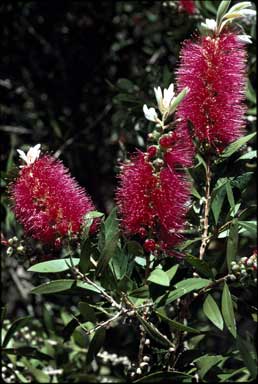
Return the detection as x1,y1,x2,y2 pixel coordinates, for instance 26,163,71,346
136,367,142,375
140,361,148,368
232,264,240,272
153,158,164,169
143,355,150,362
6,247,13,256
240,257,248,264
145,338,150,345
17,245,25,254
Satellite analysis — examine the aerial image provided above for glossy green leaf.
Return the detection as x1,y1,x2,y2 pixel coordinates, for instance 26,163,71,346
31,279,76,294
219,132,256,159
133,371,193,383
147,268,170,287
221,282,237,338
86,328,106,365
238,220,257,237
237,150,256,161
203,294,224,331
3,316,33,347
84,210,104,219
96,208,119,276
226,219,238,271
216,0,231,25
194,354,226,379
129,285,149,298
165,264,179,282
156,310,200,334
27,258,80,273
166,278,211,304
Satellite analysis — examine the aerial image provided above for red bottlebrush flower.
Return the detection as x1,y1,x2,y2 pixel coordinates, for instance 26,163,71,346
179,0,196,14
176,32,247,151
10,155,96,246
116,151,190,253
152,168,190,249
116,151,157,235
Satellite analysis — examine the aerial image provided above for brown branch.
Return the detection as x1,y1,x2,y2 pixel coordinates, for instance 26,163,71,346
199,157,212,260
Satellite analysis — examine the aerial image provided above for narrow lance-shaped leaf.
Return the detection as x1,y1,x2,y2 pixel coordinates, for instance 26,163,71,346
27,258,80,273
226,219,238,272
203,294,224,330
147,268,170,287
221,282,237,338
219,132,256,159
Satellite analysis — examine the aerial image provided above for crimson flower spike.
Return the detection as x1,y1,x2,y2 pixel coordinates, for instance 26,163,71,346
10,144,97,247
176,0,255,153
116,83,192,257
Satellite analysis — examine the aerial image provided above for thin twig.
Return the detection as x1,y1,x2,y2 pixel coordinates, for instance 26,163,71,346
74,268,122,310
199,157,212,260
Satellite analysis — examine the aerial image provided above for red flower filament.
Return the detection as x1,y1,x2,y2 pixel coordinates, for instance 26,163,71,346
10,155,96,246
176,32,247,151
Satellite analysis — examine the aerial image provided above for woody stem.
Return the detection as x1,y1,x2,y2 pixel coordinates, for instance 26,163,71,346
199,157,212,260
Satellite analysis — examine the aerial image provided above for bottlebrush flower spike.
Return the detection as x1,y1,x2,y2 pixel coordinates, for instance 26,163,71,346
152,168,190,249
116,151,191,254
116,151,157,235
179,0,196,15
176,32,247,151
10,150,97,246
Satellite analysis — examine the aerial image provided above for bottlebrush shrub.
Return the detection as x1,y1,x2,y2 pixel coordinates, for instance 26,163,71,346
176,32,247,152
10,154,97,246
116,150,190,254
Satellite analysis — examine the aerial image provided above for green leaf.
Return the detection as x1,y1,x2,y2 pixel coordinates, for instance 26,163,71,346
22,359,50,382
86,328,106,365
79,302,96,323
194,354,226,379
230,172,253,190
156,310,200,334
31,279,76,294
219,132,256,159
2,347,52,361
185,254,213,278
226,219,238,272
133,371,193,383
211,182,227,224
166,278,212,304
226,182,235,212
109,247,128,280
165,264,179,282
3,316,33,347
135,313,173,348
221,282,237,338
76,280,103,293
238,220,257,237
96,208,119,276
203,294,224,331
216,0,231,25
84,211,104,220
237,150,257,161
147,268,170,287
166,277,212,304
236,336,257,379
129,285,149,299
27,258,80,273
